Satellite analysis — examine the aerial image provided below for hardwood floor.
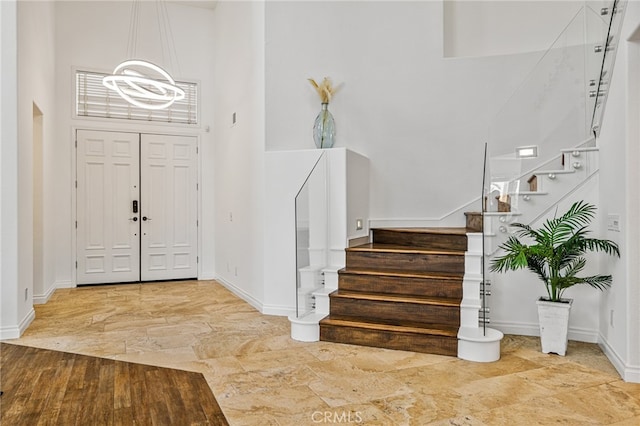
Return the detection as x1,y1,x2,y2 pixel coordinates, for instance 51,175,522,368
0,343,228,425
2,280,639,425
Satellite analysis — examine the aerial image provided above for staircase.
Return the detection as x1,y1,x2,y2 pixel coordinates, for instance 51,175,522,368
319,228,467,356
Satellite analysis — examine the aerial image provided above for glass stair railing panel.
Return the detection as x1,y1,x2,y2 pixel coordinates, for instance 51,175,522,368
585,1,613,136
488,7,591,172
478,1,625,346
294,152,328,319
590,0,627,135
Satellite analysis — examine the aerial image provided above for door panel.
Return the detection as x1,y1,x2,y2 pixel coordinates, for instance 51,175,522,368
140,134,198,281
77,130,140,284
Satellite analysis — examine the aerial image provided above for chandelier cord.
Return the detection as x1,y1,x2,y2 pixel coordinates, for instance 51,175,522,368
126,0,140,59
103,0,184,110
159,0,181,79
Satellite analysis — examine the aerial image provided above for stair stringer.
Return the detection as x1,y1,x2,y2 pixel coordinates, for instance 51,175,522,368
457,232,504,362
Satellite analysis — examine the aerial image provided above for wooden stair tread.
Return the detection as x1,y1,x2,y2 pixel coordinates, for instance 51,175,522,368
347,243,465,256
331,290,460,306
322,226,465,356
321,316,458,337
374,227,468,235
340,268,463,280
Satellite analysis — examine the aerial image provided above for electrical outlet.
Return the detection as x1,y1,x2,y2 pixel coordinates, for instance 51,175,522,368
25,288,28,301
356,218,363,231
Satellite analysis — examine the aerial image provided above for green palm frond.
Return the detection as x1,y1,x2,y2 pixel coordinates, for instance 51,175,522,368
579,274,613,291
563,257,586,278
491,201,620,302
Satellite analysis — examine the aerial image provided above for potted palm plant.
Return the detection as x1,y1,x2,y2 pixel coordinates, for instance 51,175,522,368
490,201,620,355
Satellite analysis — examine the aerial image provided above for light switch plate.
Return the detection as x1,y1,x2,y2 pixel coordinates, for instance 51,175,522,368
607,214,620,232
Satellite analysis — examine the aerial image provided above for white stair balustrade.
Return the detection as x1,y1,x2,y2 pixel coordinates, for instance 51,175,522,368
458,232,504,362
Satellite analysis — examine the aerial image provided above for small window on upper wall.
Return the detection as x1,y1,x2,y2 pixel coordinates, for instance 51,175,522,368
75,69,198,125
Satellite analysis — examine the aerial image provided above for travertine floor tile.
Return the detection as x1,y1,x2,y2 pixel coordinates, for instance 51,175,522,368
219,385,329,417
516,361,617,392
211,365,319,399
553,382,640,424
4,280,635,426
453,374,553,410
393,361,485,396
371,391,487,425
307,358,413,407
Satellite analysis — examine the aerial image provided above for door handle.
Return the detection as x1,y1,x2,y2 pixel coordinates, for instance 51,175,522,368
130,217,138,222
142,216,151,221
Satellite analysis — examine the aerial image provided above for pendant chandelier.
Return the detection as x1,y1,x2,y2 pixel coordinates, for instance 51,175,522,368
103,0,185,110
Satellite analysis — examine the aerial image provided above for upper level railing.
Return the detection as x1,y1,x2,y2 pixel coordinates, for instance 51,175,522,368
590,0,627,135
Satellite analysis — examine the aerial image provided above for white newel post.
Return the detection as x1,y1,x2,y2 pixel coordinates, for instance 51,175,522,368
457,232,504,362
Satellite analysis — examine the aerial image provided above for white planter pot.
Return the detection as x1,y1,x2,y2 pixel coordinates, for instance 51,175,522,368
536,298,573,356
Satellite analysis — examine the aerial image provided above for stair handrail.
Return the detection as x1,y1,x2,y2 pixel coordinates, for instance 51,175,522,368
591,0,627,135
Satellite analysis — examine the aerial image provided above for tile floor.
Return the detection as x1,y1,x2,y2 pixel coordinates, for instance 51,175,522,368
4,280,640,425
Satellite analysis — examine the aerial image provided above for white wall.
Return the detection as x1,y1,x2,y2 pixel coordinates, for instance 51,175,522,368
211,1,266,307
346,150,370,242
0,0,24,339
53,1,216,286
264,1,556,226
597,0,640,382
443,1,583,57
490,179,604,342
17,0,57,306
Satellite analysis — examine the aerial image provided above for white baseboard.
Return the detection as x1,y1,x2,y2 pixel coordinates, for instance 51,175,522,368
0,307,35,340
599,333,640,383
214,276,264,314
491,321,539,337
33,283,57,305
214,277,294,317
491,320,598,343
55,280,75,289
263,304,295,317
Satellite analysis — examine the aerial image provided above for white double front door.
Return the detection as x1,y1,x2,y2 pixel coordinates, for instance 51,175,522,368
76,130,198,285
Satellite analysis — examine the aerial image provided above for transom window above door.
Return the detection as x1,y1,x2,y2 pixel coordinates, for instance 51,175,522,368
75,69,198,125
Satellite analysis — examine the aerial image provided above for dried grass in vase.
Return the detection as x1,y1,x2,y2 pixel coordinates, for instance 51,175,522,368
308,77,339,104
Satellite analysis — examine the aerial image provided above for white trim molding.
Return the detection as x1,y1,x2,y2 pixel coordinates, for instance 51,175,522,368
0,308,35,340
215,276,295,316
599,333,640,383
